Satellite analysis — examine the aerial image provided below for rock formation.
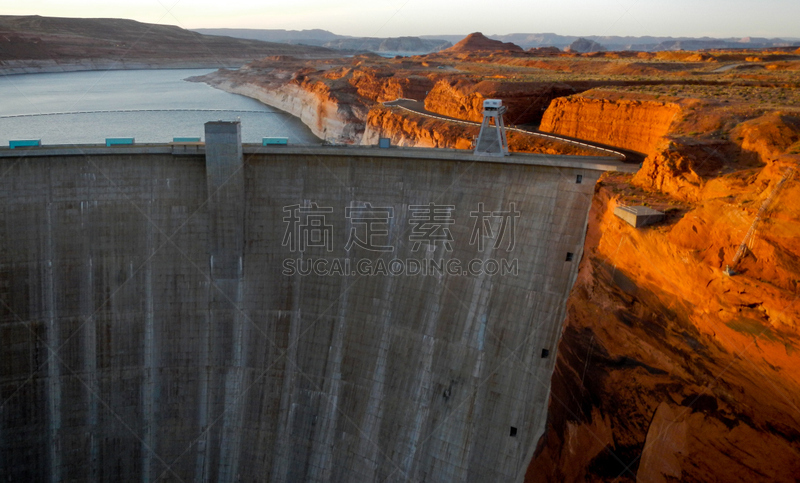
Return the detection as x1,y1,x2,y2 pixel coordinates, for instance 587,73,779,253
424,79,575,125
525,84,800,482
565,38,607,53
528,46,562,55
442,32,524,53
539,95,682,156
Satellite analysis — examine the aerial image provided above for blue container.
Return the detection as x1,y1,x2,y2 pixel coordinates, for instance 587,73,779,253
262,137,289,146
106,137,135,146
173,137,201,143
9,139,41,149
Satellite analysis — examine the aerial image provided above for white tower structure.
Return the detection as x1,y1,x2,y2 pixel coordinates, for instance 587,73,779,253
473,99,509,156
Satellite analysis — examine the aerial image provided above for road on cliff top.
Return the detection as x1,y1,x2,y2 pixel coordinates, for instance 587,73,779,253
383,98,646,164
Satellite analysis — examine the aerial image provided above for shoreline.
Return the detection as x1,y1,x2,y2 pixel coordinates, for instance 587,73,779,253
193,74,367,144
0,59,238,76
0,56,334,76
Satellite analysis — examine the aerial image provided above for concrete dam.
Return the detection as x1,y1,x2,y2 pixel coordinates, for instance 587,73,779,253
0,122,634,482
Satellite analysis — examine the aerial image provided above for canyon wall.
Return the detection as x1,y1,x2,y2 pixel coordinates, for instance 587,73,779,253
0,144,623,482
424,79,576,126
526,101,800,481
347,69,434,104
362,107,475,149
201,77,367,143
526,160,800,482
540,96,682,156
363,107,607,157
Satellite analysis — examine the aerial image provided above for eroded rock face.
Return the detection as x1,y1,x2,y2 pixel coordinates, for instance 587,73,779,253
194,58,441,144
362,107,602,156
348,68,434,103
424,79,575,125
526,167,800,481
362,107,474,148
731,112,800,162
632,140,716,201
204,76,367,143
526,99,800,481
540,96,682,155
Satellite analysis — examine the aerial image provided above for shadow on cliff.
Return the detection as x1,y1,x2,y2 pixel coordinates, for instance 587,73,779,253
526,254,800,482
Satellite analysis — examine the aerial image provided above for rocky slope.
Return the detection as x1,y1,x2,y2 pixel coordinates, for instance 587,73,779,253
525,92,800,480
196,66,369,143
0,15,335,74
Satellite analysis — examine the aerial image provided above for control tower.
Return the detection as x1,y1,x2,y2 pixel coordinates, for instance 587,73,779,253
474,99,509,156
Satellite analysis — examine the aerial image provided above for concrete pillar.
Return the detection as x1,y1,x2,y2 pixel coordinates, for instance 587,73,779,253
203,121,248,481
204,121,245,280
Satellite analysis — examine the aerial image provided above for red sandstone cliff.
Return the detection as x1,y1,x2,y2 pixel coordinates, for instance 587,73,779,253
526,103,800,481
196,57,585,153
201,73,367,143
193,56,432,143
347,67,434,103
364,106,602,156
539,95,682,156
424,79,576,125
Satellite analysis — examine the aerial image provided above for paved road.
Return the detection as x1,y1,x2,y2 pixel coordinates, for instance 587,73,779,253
383,98,645,164
711,63,746,73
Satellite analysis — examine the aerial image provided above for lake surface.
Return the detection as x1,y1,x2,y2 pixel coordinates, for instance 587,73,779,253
0,69,320,146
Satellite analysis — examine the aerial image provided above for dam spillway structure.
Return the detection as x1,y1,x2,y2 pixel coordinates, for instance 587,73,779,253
0,122,635,482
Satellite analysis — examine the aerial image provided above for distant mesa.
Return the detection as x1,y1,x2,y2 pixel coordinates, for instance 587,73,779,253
564,38,606,53
197,28,451,54
528,46,561,55
322,36,451,53
443,32,524,53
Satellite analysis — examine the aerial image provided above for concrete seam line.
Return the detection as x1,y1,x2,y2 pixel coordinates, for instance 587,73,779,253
0,297,188,483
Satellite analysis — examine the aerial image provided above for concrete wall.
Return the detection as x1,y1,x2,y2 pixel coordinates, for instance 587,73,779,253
0,146,620,482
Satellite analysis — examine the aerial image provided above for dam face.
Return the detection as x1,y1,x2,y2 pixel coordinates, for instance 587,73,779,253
0,128,627,482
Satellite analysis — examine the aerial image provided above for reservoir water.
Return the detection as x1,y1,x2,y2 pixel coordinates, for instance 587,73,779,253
0,69,320,146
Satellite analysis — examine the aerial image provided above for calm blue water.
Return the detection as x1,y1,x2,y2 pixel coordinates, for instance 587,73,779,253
0,69,320,146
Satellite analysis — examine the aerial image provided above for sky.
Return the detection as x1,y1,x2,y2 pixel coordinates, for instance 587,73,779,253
5,0,800,39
